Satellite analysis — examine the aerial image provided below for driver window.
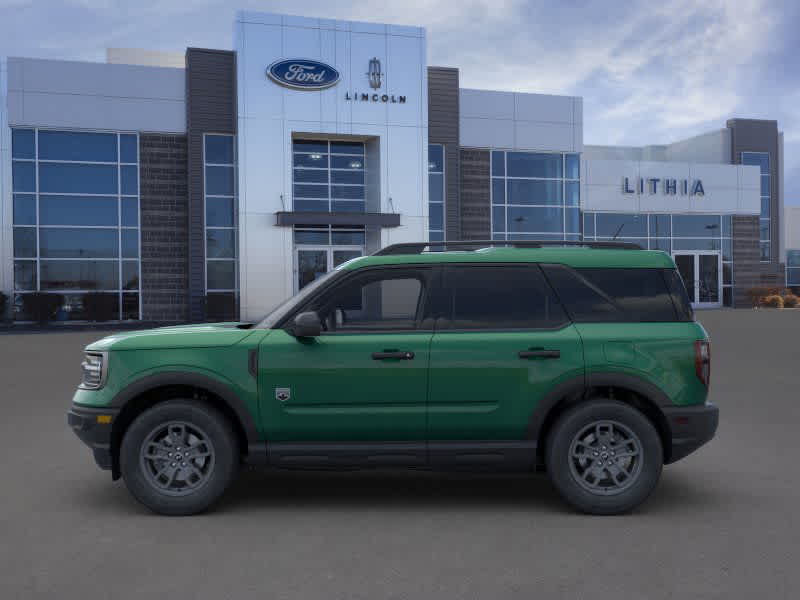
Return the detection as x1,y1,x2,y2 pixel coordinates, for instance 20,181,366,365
314,272,425,332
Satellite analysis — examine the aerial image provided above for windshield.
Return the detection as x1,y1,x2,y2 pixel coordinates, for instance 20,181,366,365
256,268,340,329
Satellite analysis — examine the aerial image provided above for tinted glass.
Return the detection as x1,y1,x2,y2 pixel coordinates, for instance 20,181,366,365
507,179,562,205
663,269,694,321
491,151,505,176
428,145,444,172
673,238,720,251
293,140,328,154
595,213,647,237
13,228,36,258
294,199,328,212
39,228,118,258
121,165,138,195
206,196,234,227
331,230,366,245
649,214,671,237
507,152,562,178
428,173,444,203
120,134,138,163
122,293,140,320
121,229,139,258
313,272,425,331
721,215,732,237
205,135,234,164
40,260,118,290
544,265,682,322
39,163,118,194
206,166,235,195
429,203,444,230
741,152,769,174
565,181,580,206
12,129,35,159
331,185,364,200
443,265,566,329
13,194,36,225
583,213,595,237
121,197,139,226
14,261,37,291
330,141,364,155
493,206,506,232
294,184,328,199
206,229,236,258
122,261,139,290
294,229,329,244
492,179,505,205
12,161,35,192
332,200,365,212
294,153,329,168
331,155,363,169
673,214,720,237
293,168,328,184
565,208,580,234
207,260,236,290
331,170,364,185
565,154,580,179
507,206,563,233
40,195,118,226
38,131,117,162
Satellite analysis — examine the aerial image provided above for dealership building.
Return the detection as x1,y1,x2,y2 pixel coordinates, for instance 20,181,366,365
0,10,791,322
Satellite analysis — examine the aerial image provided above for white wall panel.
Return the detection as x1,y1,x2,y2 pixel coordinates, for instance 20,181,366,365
514,121,574,152
0,59,10,295
459,117,514,149
460,89,514,120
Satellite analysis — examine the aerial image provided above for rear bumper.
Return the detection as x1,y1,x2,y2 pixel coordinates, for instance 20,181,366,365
663,402,719,464
67,404,120,471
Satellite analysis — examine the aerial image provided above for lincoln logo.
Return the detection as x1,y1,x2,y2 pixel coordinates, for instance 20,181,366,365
367,57,382,89
266,59,340,90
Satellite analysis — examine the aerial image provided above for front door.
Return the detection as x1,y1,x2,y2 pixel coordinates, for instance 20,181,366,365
259,266,434,443
674,252,721,308
295,246,363,292
427,265,585,442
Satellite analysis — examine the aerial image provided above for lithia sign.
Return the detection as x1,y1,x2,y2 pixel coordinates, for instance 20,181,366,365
267,57,407,103
623,177,705,196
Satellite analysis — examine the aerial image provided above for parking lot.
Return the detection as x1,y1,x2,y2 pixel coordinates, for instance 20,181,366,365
1,309,799,599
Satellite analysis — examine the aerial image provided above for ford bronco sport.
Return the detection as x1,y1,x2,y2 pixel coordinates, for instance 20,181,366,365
68,240,718,515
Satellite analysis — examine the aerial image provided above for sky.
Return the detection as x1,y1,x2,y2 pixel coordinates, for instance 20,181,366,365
2,0,798,203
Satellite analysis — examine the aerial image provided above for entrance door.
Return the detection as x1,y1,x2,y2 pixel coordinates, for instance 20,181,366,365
673,252,721,308
295,246,363,292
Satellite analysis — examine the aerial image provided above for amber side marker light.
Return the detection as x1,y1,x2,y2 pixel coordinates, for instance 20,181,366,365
96,415,113,424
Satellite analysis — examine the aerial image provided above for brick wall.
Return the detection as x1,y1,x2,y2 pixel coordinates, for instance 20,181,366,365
139,134,189,321
459,149,490,239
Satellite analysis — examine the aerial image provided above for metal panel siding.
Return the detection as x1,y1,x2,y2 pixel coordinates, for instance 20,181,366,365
186,48,237,322
427,67,461,240
459,148,490,239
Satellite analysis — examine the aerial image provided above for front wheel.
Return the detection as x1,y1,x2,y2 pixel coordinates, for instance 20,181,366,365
545,400,663,515
120,400,239,515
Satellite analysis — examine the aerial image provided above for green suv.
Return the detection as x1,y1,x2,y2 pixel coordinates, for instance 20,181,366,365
67,241,717,516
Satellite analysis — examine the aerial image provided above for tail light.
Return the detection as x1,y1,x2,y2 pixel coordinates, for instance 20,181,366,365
694,340,711,386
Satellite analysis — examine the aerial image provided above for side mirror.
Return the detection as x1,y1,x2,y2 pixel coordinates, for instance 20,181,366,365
292,311,322,337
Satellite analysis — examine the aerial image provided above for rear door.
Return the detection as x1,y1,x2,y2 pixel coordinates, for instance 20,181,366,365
426,264,584,442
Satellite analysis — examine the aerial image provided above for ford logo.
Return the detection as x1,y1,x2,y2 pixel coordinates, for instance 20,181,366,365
266,59,340,90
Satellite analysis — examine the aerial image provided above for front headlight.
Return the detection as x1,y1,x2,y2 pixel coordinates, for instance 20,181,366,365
79,352,108,390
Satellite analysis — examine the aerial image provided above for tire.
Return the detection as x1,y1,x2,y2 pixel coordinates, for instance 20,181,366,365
545,400,663,515
120,400,239,516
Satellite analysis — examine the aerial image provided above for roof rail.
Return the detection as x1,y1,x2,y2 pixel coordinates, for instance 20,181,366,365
373,240,643,256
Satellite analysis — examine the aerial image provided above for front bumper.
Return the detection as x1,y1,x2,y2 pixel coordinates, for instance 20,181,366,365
67,404,120,471
663,402,719,463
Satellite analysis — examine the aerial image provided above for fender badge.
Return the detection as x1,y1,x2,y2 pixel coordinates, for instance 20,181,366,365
275,388,291,402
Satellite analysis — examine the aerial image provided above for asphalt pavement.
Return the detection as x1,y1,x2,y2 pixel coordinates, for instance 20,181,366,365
1,309,799,599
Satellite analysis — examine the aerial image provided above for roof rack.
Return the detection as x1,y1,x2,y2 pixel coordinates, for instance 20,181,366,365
373,240,643,256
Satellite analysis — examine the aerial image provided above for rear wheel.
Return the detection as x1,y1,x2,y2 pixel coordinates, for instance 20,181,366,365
545,400,663,515
120,400,239,515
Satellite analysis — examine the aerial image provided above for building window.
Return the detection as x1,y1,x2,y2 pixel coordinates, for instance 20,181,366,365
204,134,238,316
292,140,365,213
293,225,365,291
582,212,734,306
491,150,580,241
11,128,141,320
428,144,445,241
741,152,770,261
787,250,800,288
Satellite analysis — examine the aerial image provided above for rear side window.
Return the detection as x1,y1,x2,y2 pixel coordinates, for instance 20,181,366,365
542,265,689,322
440,265,567,330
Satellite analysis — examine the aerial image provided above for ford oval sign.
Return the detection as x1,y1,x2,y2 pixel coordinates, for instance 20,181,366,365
267,59,340,90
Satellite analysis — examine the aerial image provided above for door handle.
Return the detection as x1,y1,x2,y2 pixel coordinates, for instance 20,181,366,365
518,349,560,359
372,351,415,360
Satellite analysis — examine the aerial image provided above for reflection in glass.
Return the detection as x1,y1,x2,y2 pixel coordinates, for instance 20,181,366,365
13,228,37,258
207,261,236,290
205,135,234,164
40,195,118,226
39,228,118,258
13,194,36,225
40,261,119,290
207,229,236,258
39,163,118,194
38,131,117,162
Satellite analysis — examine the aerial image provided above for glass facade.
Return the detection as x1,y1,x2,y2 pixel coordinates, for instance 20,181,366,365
292,140,365,212
293,225,365,290
742,152,771,261
582,212,734,306
428,144,444,241
204,134,238,308
787,250,800,287
491,150,580,240
11,128,141,320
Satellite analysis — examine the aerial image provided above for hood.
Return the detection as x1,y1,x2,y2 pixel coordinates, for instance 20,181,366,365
85,322,258,352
